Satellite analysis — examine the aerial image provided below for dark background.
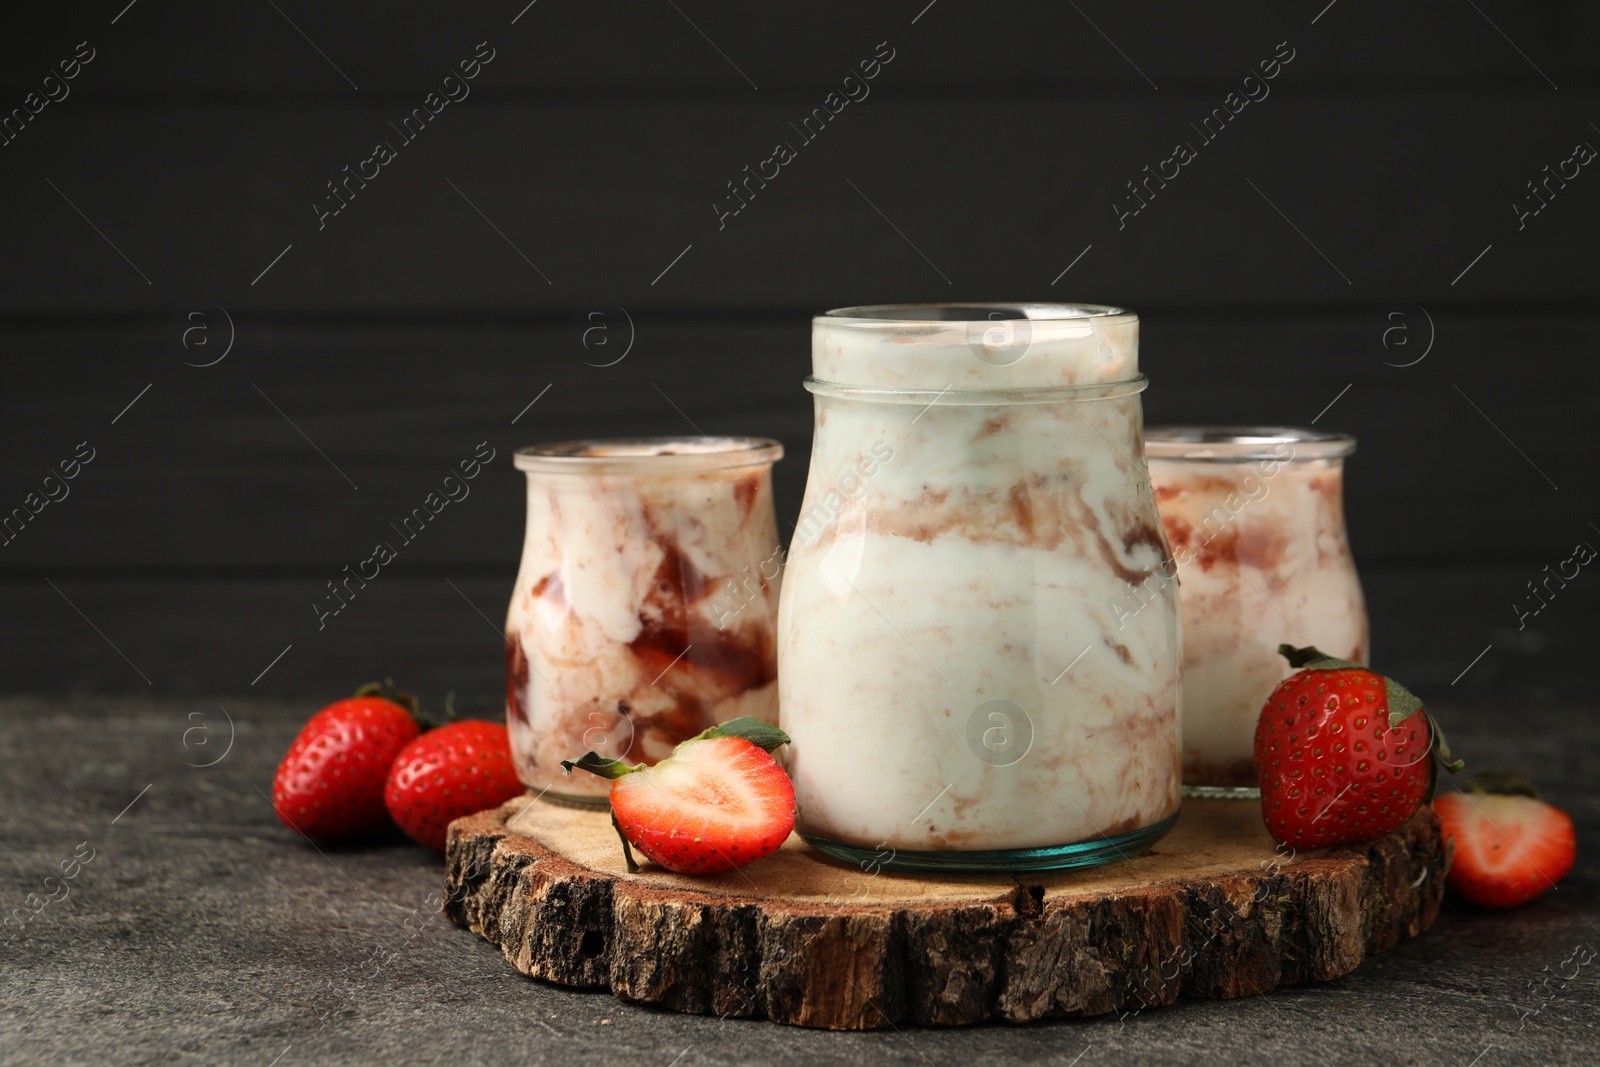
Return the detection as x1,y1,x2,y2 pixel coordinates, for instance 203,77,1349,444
1,0,1595,708
4,6,1600,1064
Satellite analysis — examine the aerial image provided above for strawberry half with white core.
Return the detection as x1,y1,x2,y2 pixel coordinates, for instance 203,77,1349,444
1434,771,1577,909
561,717,795,875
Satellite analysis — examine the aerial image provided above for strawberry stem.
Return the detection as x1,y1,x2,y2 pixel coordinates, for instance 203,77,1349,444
1278,644,1364,672
610,810,640,873
354,679,434,731
560,752,645,779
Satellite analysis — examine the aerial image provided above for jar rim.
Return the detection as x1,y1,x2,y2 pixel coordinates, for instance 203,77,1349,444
815,302,1136,329
514,436,783,474
1145,425,1355,461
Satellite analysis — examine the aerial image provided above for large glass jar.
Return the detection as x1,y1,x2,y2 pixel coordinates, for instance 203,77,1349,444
505,437,784,807
1146,427,1368,798
778,304,1181,871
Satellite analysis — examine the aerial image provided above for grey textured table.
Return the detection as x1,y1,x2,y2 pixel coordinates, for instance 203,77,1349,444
2,695,1594,1066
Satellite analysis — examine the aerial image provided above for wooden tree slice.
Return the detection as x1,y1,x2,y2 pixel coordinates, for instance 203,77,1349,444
443,796,1447,1030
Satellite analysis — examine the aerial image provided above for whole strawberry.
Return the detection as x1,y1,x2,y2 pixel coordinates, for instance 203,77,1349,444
563,717,795,875
273,685,422,840
1255,645,1461,848
385,719,523,851
1435,771,1576,909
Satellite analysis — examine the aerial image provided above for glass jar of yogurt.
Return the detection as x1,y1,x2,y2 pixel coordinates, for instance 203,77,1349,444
506,437,784,807
1146,427,1368,798
778,304,1181,871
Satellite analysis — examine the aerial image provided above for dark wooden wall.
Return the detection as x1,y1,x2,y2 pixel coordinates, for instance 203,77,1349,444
1,1,1594,707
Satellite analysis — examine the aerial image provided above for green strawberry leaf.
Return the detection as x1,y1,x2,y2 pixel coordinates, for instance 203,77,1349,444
1426,709,1465,774
693,716,791,753
560,752,645,779
1384,676,1426,729
354,678,433,731
1422,709,1465,800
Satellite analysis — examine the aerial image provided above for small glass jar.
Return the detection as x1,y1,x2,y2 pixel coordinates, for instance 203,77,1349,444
505,437,784,807
778,304,1181,872
1146,427,1368,798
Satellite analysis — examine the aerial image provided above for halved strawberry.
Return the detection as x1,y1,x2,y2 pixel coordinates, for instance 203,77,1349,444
1434,771,1576,909
561,717,795,875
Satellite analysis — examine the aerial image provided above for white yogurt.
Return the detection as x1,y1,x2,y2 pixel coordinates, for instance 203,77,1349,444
505,438,784,804
779,305,1181,855
1146,429,1368,791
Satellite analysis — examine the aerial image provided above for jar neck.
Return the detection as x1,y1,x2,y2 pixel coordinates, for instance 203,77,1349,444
514,436,783,476
1145,427,1356,464
804,375,1149,405
811,305,1140,392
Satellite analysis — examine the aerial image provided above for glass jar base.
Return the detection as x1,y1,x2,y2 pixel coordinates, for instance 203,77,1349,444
1182,783,1261,800
799,811,1179,874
